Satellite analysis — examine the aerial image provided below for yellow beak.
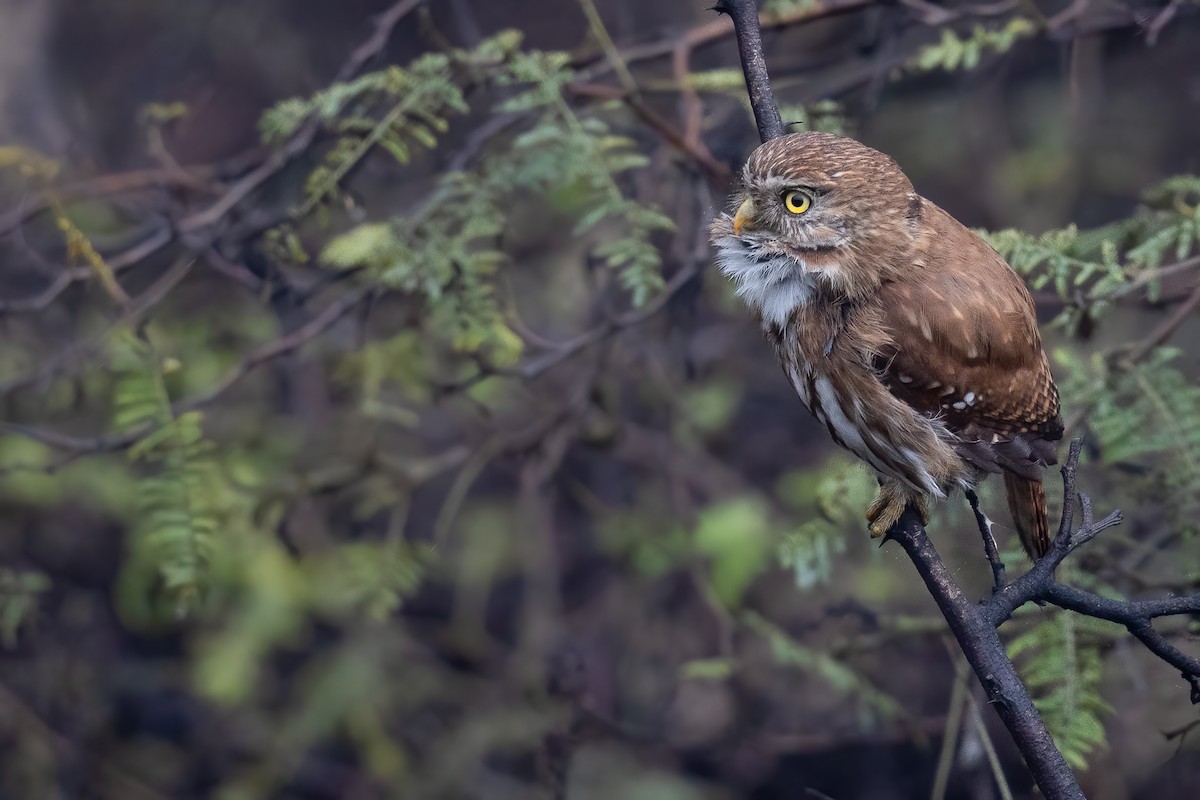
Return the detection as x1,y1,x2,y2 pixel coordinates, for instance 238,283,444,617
732,197,755,236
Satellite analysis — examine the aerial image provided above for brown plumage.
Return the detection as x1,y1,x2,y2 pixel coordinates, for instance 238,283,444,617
711,131,1062,559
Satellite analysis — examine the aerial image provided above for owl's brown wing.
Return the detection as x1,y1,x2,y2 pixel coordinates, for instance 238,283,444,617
870,201,1063,480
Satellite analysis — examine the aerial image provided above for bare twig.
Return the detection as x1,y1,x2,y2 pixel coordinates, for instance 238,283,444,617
1146,0,1184,44
0,227,172,315
0,166,222,238
336,0,427,82
176,285,371,413
975,441,1199,702
966,488,1007,592
575,0,639,95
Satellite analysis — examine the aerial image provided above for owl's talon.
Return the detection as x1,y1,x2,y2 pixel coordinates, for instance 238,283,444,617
866,483,928,537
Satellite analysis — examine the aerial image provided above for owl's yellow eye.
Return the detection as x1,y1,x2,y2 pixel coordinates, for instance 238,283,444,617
783,190,812,215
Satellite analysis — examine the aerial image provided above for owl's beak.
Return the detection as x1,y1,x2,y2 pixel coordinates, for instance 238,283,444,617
732,197,756,236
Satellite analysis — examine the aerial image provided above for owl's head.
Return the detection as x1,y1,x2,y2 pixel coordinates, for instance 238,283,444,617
711,131,922,326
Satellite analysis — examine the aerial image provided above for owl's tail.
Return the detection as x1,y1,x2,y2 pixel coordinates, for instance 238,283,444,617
1004,473,1050,559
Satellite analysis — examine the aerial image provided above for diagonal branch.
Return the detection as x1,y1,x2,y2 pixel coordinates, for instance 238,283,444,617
882,511,1086,800
0,284,371,469
712,0,784,141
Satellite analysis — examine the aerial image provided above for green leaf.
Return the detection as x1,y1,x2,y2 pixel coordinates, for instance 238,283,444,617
693,497,773,607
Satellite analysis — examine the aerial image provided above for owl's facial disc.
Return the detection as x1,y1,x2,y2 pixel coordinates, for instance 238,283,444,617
727,179,847,254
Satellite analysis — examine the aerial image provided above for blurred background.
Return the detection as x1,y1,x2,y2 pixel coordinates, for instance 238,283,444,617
1,1,1199,798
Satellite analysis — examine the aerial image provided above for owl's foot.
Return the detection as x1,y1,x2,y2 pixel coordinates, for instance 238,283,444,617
866,483,928,538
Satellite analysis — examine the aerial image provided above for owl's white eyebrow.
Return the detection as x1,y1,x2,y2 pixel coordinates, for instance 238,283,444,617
757,175,828,194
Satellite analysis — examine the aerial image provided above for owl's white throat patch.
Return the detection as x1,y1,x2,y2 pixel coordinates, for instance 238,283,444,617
713,231,817,329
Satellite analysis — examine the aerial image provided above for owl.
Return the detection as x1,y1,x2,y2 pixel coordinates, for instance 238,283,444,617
711,131,1063,558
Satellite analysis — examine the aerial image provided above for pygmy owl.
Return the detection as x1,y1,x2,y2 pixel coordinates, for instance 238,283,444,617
711,131,1063,558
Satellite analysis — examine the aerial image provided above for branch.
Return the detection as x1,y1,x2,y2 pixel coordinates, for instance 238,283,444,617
1,0,422,262
712,0,784,141
0,253,194,398
881,512,1087,800
0,285,371,468
965,487,1007,592
566,83,731,180
983,440,1200,702
987,442,1125,625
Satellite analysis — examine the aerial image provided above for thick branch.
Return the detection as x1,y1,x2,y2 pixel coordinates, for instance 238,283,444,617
883,511,1086,800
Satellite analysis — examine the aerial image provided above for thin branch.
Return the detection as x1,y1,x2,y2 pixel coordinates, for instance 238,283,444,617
567,83,731,180
1043,583,1200,697
336,0,427,82
974,440,1199,702
712,0,784,141
575,0,639,95
0,166,222,238
0,227,173,315
1126,279,1200,362
0,285,371,464
178,1,422,236
1146,0,1185,45
176,285,371,413
575,0,1027,86
575,0,873,83
0,254,195,398
966,487,1007,592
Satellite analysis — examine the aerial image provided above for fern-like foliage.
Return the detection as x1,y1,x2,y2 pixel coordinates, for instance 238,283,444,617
320,174,522,366
980,174,1200,328
1007,608,1119,769
911,19,1035,73
1058,347,1200,533
112,333,218,616
775,457,874,589
493,49,674,306
310,541,428,620
262,55,470,214
317,32,674,373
